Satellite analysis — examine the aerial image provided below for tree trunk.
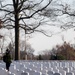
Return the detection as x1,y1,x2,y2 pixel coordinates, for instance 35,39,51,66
15,12,20,60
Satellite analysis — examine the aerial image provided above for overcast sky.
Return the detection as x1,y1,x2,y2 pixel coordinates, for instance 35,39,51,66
29,28,75,55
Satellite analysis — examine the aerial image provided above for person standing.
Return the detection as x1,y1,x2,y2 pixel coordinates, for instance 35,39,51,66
3,49,12,71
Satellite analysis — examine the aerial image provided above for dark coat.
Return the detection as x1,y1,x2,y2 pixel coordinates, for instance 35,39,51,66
3,52,12,63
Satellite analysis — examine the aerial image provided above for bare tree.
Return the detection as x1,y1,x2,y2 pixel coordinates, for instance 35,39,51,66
0,0,53,60
20,40,34,59
41,0,75,31
0,20,6,57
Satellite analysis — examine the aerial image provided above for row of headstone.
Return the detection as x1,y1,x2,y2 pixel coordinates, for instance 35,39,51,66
0,60,75,75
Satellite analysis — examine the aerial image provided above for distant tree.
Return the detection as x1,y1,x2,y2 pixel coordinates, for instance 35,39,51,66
56,55,66,60
50,55,57,60
38,55,42,60
20,40,34,60
0,19,3,55
40,50,51,60
55,41,75,60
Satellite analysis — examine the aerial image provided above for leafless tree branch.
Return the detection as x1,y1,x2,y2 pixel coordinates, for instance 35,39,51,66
19,0,52,19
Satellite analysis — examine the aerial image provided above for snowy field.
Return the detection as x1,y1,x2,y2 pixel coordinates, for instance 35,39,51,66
0,60,75,75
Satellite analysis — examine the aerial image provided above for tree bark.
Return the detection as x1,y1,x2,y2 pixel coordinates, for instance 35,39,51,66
15,13,20,60
14,1,20,60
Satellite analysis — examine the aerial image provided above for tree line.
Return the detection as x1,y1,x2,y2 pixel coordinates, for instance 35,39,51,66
36,41,75,60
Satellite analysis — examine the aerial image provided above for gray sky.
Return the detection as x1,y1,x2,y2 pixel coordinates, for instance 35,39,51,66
29,28,75,55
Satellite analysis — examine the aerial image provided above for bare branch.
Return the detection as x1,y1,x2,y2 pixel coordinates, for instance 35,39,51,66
3,18,15,23
0,8,13,13
1,4,13,8
20,0,43,12
3,25,15,29
63,11,75,16
34,29,52,37
19,0,52,19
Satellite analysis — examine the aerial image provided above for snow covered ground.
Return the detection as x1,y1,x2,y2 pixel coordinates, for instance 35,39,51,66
0,60,75,75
